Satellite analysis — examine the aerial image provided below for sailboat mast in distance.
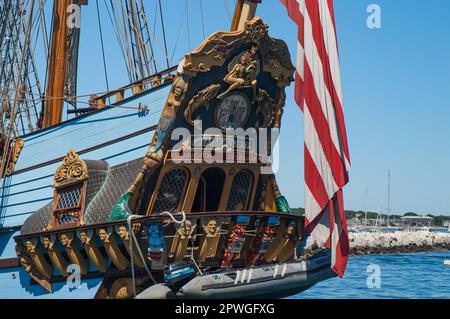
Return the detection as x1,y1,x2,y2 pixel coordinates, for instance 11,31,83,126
387,169,391,225
231,0,262,31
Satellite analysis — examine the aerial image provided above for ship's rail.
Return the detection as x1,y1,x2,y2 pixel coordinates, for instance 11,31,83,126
14,211,304,291
92,66,178,108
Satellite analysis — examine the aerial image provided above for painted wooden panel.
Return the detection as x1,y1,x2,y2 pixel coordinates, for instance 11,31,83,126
0,85,170,228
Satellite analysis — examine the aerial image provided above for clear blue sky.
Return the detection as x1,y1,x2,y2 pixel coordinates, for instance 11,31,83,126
52,0,450,215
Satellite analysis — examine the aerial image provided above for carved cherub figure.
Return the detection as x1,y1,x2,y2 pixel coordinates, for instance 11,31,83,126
117,226,129,241
59,234,72,247
24,240,36,253
98,229,109,242
177,220,194,240
79,231,88,245
166,77,186,109
218,47,259,100
41,236,51,250
205,219,219,237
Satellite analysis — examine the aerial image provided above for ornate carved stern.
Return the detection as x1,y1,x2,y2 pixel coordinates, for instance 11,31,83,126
13,18,307,298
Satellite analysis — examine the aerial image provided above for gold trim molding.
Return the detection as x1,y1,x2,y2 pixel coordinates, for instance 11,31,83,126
5,138,24,176
53,148,88,188
183,17,295,87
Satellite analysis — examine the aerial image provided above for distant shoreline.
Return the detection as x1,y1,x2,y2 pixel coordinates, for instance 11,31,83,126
305,231,450,257
351,245,450,256
349,231,450,256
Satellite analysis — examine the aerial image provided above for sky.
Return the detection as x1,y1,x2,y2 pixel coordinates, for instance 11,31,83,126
34,0,450,215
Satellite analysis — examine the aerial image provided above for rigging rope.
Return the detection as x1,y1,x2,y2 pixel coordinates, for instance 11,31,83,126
223,0,232,23
96,0,111,98
199,0,206,40
158,0,170,69
127,215,157,297
185,0,191,51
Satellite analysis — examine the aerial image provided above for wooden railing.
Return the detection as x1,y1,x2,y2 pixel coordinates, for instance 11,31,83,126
93,66,178,108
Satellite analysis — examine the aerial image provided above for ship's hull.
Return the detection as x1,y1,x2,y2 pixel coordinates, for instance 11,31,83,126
0,84,171,299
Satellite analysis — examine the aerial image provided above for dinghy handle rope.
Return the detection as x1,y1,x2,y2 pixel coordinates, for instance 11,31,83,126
161,211,203,276
127,215,157,297
160,211,186,224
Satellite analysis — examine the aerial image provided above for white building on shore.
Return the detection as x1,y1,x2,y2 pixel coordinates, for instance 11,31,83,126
400,215,434,227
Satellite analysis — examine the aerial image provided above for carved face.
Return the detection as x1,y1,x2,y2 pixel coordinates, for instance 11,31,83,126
173,86,183,97
286,223,296,235
118,226,128,240
79,232,88,244
148,225,160,237
180,221,192,237
98,229,108,241
42,237,51,250
206,220,218,235
60,234,70,247
24,241,34,253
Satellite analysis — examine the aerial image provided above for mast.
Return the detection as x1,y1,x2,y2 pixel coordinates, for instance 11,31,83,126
43,0,71,128
231,0,262,31
43,0,87,129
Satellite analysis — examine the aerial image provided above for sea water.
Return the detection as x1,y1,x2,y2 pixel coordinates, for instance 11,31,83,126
290,251,450,299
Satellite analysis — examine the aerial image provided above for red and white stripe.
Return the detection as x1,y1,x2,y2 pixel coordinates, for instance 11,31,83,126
280,0,350,277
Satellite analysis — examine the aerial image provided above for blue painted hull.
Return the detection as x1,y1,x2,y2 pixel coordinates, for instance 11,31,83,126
0,84,170,298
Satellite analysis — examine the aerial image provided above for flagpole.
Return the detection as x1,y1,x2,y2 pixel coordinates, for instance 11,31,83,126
231,0,262,31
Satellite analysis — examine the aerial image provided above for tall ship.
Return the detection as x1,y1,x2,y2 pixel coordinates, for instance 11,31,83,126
0,0,351,299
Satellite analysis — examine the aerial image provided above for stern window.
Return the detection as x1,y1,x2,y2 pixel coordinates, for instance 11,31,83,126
227,170,253,211
153,168,189,213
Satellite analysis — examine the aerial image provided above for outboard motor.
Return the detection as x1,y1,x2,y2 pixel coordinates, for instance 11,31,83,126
164,260,197,291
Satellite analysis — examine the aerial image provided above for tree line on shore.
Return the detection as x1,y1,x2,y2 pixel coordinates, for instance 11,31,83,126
291,208,450,226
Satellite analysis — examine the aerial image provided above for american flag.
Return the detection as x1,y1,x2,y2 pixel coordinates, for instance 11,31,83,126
280,0,351,277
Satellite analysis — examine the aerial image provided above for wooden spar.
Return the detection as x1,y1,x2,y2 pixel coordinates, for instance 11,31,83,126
231,0,262,31
43,0,71,128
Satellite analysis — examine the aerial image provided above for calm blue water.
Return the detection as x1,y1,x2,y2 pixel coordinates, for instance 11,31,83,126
291,251,450,299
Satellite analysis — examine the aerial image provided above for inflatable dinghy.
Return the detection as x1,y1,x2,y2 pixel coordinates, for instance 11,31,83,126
136,250,335,299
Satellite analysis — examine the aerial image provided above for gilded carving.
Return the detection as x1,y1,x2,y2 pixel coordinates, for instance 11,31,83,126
116,225,145,268
53,148,88,188
16,244,52,293
23,238,53,280
98,228,130,270
199,218,223,262
41,235,68,276
184,84,221,125
5,138,24,176
217,47,259,100
183,17,294,85
170,220,196,262
255,89,286,129
59,233,88,275
77,230,108,273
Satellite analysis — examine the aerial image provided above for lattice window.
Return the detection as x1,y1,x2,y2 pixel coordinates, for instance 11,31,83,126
57,186,82,209
153,169,189,214
226,170,253,211
54,185,84,226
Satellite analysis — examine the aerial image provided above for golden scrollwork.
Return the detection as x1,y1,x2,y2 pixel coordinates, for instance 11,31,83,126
183,17,294,86
5,138,24,176
184,84,221,125
53,148,88,188
255,89,287,129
